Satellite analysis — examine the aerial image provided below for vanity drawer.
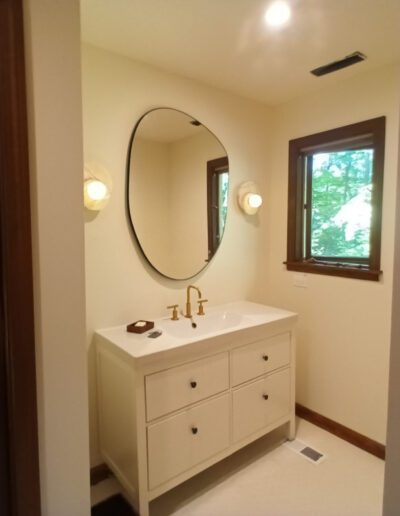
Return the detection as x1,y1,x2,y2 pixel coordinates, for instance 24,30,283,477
231,332,290,386
147,393,230,489
232,367,291,443
145,352,229,421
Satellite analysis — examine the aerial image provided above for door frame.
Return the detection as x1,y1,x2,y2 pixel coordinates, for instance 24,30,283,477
0,0,41,514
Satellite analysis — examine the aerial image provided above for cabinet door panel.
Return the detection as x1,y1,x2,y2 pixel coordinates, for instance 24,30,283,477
147,394,230,489
232,368,291,443
231,333,290,386
145,352,229,421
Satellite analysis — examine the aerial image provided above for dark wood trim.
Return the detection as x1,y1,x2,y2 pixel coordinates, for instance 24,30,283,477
291,118,384,154
296,403,385,460
92,494,136,515
0,231,11,516
286,261,381,281
207,156,229,258
90,463,111,486
0,0,41,514
287,145,300,262
287,117,386,281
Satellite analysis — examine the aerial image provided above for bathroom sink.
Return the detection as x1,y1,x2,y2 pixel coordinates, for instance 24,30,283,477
159,310,245,339
95,301,297,359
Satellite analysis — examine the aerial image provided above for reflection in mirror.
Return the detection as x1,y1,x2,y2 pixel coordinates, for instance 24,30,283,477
207,157,229,257
127,108,229,280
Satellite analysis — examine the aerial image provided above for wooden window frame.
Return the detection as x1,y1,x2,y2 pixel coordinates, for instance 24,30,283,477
286,117,385,281
207,156,229,259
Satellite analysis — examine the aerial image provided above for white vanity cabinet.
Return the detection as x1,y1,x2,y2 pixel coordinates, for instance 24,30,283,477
145,352,229,421
95,301,296,516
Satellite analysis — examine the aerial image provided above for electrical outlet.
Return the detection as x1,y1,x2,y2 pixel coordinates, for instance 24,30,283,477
293,273,308,288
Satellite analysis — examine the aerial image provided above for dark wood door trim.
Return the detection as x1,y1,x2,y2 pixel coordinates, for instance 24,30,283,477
0,0,41,514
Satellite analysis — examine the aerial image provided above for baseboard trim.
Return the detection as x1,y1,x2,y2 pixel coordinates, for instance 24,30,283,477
90,463,111,486
296,403,385,460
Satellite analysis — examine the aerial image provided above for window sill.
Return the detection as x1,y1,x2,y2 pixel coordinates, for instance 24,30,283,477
285,261,381,281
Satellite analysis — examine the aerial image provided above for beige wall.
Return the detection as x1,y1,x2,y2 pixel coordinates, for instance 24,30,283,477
258,65,400,444
82,43,272,466
23,0,90,514
383,107,400,515
131,130,224,279
169,130,225,277
130,137,172,273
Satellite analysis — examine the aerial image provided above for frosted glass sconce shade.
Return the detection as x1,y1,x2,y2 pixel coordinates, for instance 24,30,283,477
238,181,263,215
84,162,112,211
84,179,109,210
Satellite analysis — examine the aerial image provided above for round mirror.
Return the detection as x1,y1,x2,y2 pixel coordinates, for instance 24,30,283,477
127,108,229,280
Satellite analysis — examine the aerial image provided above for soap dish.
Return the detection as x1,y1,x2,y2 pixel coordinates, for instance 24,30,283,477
126,320,154,334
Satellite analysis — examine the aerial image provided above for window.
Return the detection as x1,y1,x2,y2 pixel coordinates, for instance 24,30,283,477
207,157,229,259
286,117,385,281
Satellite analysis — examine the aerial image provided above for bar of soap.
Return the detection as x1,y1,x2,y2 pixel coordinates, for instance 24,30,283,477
126,320,154,334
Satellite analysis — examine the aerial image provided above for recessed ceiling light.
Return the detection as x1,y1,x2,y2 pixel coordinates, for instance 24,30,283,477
265,1,291,28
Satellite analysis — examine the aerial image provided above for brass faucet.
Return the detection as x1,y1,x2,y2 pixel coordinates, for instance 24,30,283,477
185,285,202,318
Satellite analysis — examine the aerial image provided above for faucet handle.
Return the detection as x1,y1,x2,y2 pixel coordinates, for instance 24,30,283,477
167,304,179,321
197,299,208,316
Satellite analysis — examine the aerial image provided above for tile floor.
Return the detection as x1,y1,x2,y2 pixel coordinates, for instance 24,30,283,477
91,418,384,516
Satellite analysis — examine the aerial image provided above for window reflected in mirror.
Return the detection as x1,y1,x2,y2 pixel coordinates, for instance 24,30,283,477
207,157,229,259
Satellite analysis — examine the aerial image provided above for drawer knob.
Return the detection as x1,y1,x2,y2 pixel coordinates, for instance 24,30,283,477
190,381,197,389
262,355,269,361
191,426,198,435
263,394,269,400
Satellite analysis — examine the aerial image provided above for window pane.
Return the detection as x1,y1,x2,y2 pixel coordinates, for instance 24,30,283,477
310,149,374,259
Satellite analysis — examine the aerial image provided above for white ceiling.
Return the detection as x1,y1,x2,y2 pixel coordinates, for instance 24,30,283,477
80,0,400,106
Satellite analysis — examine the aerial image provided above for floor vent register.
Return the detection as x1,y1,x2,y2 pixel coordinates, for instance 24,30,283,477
284,438,326,465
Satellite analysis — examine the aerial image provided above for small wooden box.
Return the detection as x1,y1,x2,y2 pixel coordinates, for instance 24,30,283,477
126,320,154,334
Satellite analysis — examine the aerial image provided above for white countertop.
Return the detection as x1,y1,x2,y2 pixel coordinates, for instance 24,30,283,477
95,301,297,359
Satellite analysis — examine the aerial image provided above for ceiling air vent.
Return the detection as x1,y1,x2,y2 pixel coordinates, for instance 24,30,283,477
311,51,366,77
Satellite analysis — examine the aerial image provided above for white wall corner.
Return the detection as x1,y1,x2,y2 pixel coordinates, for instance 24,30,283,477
23,0,91,514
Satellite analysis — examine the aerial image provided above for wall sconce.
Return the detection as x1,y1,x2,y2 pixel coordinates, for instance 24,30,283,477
84,162,112,211
237,181,263,215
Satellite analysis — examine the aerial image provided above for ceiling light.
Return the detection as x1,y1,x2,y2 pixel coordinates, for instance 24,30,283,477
265,1,291,28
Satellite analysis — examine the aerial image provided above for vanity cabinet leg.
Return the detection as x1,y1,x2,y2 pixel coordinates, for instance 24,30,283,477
288,416,296,440
138,497,149,516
